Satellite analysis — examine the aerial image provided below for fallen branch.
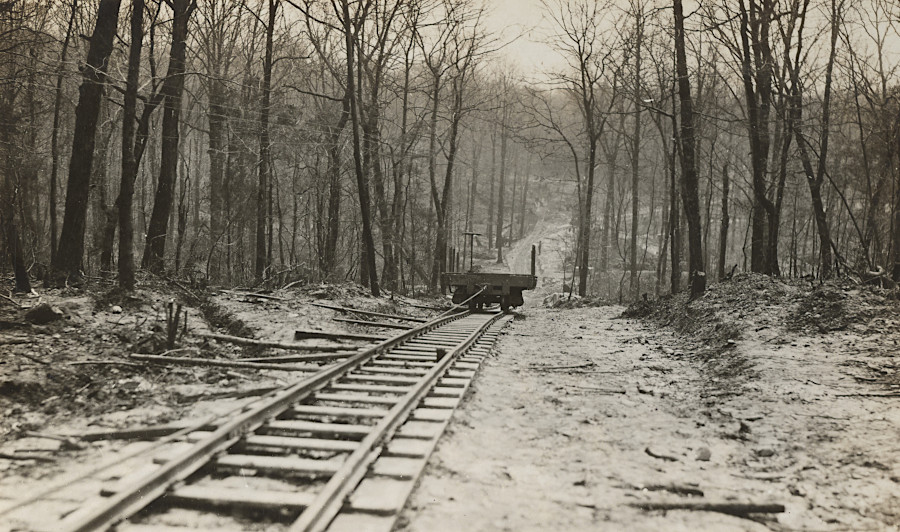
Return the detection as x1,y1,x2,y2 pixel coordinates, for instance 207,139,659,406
630,501,785,517
645,447,679,462
835,392,900,398
0,292,22,308
73,421,217,442
0,452,54,463
530,362,594,371
130,353,320,372
9,352,48,365
294,329,385,342
635,484,704,497
175,385,281,403
67,360,143,368
241,352,356,363
197,332,352,352
333,317,414,330
570,385,627,394
0,338,33,346
22,431,84,450
312,302,427,322
281,279,304,290
220,289,285,301
157,346,200,357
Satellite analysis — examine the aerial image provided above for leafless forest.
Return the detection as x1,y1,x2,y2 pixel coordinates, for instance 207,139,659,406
2,0,900,300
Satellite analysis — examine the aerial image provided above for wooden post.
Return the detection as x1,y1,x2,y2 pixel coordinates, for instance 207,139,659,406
531,244,536,276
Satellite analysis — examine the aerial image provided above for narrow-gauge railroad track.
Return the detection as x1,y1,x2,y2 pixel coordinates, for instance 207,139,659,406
2,310,512,532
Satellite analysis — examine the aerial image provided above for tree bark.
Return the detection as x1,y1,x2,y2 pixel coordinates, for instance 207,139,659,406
52,0,122,284
142,0,193,274
674,0,705,297
255,0,277,281
718,162,730,280
629,12,642,299
341,0,379,295
49,0,78,266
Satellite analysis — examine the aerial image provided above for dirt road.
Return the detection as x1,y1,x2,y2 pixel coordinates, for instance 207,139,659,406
398,304,900,531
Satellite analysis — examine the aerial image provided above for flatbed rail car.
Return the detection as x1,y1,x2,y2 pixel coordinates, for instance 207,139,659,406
441,245,538,312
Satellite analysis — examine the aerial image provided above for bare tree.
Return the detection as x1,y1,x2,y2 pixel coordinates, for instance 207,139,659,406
142,0,196,273
674,0,705,297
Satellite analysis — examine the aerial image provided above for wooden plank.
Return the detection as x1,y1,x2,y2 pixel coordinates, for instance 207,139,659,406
333,318,413,330
117,524,220,532
446,370,476,379
348,477,415,515
314,393,399,406
393,345,436,352
244,435,358,453
327,511,396,532
100,463,160,497
396,421,443,439
381,354,435,361
265,420,371,438
74,422,217,442
151,443,195,465
368,359,433,368
384,438,432,458
356,366,427,376
344,374,420,385
311,303,427,322
410,408,453,422
453,362,479,371
328,383,410,395
287,405,386,418
407,339,459,347
438,377,469,388
421,397,460,409
294,329,385,342
371,457,424,479
216,454,342,475
167,485,315,511
429,386,464,398
184,431,216,443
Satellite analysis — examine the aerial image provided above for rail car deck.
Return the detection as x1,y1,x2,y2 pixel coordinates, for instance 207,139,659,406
441,272,537,312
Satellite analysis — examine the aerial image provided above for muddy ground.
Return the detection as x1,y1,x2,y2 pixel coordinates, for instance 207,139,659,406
1,219,899,531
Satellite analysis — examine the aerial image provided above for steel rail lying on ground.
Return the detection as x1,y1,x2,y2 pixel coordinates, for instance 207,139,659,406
54,309,473,532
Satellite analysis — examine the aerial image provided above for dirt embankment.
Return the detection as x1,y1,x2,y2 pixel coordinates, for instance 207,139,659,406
0,278,443,481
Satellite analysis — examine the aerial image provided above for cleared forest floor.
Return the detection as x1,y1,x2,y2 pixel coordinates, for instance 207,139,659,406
1,252,899,531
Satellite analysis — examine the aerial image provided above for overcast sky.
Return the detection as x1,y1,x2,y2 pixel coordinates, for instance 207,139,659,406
484,0,564,77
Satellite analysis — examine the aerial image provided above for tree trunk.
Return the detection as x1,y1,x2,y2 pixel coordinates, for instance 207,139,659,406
255,0,277,281
48,0,78,266
3,214,31,293
52,0,122,284
341,0,379,295
674,0,705,297
207,80,227,281
142,0,192,274
487,129,496,248
629,12,642,299
496,118,508,264
718,162,730,280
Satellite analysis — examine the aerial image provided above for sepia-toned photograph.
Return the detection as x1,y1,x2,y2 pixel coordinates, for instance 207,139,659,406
1,0,899,530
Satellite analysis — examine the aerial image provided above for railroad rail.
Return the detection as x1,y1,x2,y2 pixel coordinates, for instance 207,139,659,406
1,309,512,532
